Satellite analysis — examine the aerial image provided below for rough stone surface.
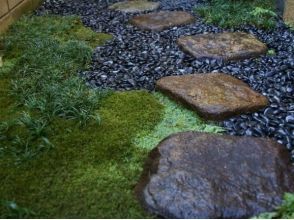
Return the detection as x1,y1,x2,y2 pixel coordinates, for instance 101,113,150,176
108,0,160,13
156,73,269,120
135,131,294,219
177,32,268,61
130,11,194,31
284,0,294,27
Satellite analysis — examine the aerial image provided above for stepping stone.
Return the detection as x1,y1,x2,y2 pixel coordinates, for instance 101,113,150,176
283,0,294,27
130,11,195,31
108,0,160,13
156,73,268,121
135,131,294,218
177,32,268,61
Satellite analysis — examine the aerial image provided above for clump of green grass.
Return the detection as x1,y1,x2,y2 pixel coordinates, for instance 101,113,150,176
4,15,112,124
134,92,224,150
196,0,277,29
254,193,294,219
0,15,112,163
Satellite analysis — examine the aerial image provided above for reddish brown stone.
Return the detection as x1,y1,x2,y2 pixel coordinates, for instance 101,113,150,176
177,32,268,61
156,73,269,120
130,11,195,31
135,131,294,219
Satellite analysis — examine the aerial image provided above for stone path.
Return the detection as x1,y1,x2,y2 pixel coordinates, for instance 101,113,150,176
156,73,268,120
177,32,268,61
96,1,290,216
109,0,160,13
130,11,195,31
136,131,294,218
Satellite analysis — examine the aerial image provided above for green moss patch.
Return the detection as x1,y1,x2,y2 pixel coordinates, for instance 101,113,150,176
196,0,277,29
134,92,223,150
0,91,163,218
0,14,224,218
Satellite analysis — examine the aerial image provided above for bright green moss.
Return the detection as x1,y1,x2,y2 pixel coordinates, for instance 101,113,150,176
0,91,163,218
134,92,224,150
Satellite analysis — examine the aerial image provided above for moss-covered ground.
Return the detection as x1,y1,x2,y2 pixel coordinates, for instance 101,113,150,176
3,13,292,219
0,14,223,218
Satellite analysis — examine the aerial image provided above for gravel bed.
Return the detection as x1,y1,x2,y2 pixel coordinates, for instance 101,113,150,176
36,0,294,158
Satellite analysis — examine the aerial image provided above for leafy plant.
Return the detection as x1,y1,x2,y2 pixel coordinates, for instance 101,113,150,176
254,193,294,219
267,49,276,56
196,0,277,29
0,15,112,163
17,112,48,138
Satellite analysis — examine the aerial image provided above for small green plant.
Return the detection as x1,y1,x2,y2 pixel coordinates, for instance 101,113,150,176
267,49,276,56
254,193,294,219
17,112,48,138
196,0,277,29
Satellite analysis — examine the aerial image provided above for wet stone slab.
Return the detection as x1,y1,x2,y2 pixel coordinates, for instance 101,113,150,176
130,11,195,31
177,32,268,61
156,73,269,121
135,131,294,218
108,0,160,13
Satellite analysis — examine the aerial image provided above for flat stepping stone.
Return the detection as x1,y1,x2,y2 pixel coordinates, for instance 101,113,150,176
156,73,268,120
283,0,294,27
108,0,160,13
130,11,195,31
177,32,268,61
135,131,294,218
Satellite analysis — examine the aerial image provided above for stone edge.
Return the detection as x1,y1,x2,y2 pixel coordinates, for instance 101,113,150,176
0,0,43,34
155,74,269,121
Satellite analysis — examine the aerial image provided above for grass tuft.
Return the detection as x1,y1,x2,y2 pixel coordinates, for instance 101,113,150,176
0,15,112,163
196,0,277,29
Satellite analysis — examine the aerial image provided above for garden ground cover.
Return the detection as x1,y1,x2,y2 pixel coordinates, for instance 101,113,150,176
0,15,222,218
0,0,294,217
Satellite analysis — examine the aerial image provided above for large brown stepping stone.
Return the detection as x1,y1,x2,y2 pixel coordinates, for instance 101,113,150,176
130,11,195,31
283,0,294,27
156,73,268,120
177,32,268,61
135,131,294,218
108,0,160,13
